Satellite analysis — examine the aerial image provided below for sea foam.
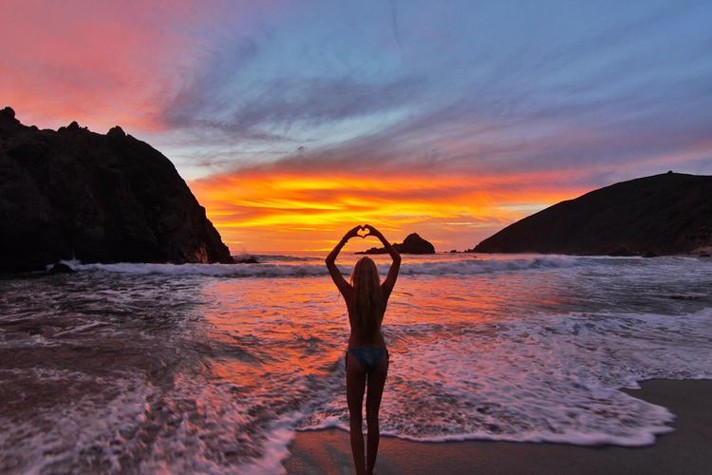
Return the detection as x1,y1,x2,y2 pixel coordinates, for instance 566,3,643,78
61,254,581,278
298,307,712,446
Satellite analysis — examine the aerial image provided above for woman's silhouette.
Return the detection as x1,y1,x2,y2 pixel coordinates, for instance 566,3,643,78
326,224,401,475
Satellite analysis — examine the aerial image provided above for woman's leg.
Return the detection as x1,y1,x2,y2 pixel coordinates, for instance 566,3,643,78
346,353,367,475
365,356,388,474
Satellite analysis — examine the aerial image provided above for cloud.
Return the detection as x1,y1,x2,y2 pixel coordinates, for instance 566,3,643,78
189,157,593,252
160,53,422,144
4,0,712,252
0,1,269,131
165,0,712,184
163,75,420,140
1,2,191,129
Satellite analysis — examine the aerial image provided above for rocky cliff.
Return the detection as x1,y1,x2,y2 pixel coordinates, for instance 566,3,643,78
473,172,712,256
0,107,234,272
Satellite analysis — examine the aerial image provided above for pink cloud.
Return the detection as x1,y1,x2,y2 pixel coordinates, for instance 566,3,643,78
0,1,267,132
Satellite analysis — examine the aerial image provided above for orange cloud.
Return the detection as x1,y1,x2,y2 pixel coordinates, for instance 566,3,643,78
190,167,587,253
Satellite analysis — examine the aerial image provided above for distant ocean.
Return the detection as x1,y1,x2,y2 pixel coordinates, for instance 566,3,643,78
1,253,711,473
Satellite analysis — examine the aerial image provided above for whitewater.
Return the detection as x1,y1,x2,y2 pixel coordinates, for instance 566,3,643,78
1,253,711,473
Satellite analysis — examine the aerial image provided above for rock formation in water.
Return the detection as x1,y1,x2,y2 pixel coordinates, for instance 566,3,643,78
0,106,234,272
357,232,436,254
473,172,712,256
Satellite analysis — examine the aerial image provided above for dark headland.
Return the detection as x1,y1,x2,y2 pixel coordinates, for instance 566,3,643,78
474,172,712,256
0,107,234,273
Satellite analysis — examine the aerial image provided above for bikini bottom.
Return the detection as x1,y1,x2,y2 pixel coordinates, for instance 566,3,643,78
345,347,389,374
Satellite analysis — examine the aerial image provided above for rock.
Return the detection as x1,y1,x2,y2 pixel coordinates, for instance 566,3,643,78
0,107,234,272
1,106,15,119
235,254,259,264
0,106,21,134
473,173,712,256
49,262,76,274
107,126,126,138
397,233,436,254
692,246,712,257
357,232,435,254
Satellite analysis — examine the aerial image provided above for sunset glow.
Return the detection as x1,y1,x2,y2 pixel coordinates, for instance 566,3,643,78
190,168,586,252
3,1,711,252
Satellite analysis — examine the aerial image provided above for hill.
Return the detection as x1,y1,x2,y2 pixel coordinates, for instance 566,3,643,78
473,172,712,256
0,106,233,272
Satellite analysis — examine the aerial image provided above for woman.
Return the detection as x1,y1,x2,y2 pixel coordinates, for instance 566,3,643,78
325,224,401,475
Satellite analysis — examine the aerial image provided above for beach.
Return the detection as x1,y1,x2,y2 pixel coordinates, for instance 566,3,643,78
284,379,712,474
4,1,712,471
1,254,711,473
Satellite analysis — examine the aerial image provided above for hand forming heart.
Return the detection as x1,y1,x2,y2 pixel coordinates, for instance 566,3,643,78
356,225,371,238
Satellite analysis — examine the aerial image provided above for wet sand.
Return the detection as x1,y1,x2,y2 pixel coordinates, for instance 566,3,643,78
283,379,712,474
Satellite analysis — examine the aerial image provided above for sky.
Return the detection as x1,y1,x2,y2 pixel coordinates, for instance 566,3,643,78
2,0,712,252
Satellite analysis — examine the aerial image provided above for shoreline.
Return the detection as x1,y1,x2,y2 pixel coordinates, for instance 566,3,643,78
283,379,712,474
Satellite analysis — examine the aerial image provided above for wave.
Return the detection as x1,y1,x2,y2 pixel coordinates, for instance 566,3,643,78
399,255,578,275
61,255,581,278
64,261,326,277
298,307,712,446
249,254,321,262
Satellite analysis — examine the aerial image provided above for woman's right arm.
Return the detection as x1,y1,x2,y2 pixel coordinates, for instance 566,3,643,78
364,225,401,300
326,226,360,297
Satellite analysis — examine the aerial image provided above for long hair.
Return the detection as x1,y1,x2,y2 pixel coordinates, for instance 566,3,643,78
350,257,385,335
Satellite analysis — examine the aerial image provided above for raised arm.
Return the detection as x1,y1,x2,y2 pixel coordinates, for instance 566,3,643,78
364,225,401,300
325,225,361,297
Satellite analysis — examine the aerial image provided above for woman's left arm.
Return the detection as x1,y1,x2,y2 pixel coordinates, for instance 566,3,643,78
364,225,401,300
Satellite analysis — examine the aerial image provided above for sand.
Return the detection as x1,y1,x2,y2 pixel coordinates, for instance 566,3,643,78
283,379,712,474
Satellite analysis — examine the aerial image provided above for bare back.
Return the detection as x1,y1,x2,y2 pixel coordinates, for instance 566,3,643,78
344,288,388,348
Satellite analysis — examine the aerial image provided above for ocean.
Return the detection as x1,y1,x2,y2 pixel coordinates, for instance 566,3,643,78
1,253,711,473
